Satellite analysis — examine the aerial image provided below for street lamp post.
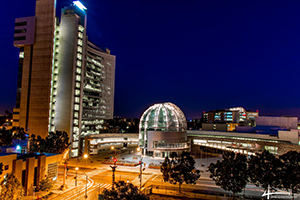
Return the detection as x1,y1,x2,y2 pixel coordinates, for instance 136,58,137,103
137,147,145,190
82,171,88,199
110,158,117,190
32,186,36,200
75,167,78,186
62,160,68,187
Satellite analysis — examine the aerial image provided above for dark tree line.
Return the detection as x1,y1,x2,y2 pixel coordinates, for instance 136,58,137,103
1,127,70,154
30,131,70,154
0,127,27,146
209,150,300,198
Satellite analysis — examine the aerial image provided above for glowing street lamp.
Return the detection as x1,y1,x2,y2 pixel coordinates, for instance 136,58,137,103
83,153,88,159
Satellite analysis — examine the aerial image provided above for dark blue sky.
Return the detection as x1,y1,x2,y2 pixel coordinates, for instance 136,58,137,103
1,0,300,119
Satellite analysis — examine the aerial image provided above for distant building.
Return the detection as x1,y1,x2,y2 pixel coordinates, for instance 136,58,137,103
12,0,115,157
202,107,259,131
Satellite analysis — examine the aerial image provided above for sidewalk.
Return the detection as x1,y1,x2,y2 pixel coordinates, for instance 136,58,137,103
23,175,85,200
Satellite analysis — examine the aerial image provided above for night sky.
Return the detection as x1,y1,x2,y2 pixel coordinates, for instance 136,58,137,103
1,0,300,119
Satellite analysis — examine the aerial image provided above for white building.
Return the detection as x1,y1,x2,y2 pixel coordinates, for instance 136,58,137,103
139,102,190,158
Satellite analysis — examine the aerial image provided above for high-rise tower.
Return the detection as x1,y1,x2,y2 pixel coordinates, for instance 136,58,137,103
13,0,116,157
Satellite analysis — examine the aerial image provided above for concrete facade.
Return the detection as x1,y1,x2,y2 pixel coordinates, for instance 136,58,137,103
0,153,62,196
14,0,56,138
256,116,298,129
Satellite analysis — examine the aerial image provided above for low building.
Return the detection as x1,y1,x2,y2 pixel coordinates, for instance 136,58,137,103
0,149,62,196
83,133,139,155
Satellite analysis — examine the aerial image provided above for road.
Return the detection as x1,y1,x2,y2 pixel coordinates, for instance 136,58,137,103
50,163,265,200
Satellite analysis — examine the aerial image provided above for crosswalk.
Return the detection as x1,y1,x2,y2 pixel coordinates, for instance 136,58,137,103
93,182,112,191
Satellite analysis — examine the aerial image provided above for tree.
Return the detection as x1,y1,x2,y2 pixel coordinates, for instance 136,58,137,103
0,128,13,146
29,131,70,154
160,151,200,193
209,151,248,198
43,131,70,153
248,150,281,190
39,176,53,191
0,173,23,200
279,151,300,194
101,180,149,200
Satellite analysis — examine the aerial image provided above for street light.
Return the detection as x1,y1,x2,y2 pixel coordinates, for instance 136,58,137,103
110,158,117,190
111,146,116,159
83,153,88,159
75,167,79,186
137,147,145,190
32,186,36,200
82,170,88,199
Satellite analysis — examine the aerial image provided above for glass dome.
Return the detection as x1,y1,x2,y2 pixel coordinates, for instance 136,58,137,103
139,102,187,146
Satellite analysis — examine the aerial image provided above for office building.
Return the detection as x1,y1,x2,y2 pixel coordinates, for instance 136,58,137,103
202,107,259,124
13,0,115,157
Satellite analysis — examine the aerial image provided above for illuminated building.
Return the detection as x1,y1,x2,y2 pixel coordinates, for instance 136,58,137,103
202,107,259,124
12,0,115,157
139,102,190,158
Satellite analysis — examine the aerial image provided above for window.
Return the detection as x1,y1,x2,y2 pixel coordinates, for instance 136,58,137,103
78,39,83,46
77,53,82,60
77,46,82,53
74,119,79,125
14,29,26,33
78,25,84,32
14,36,26,41
15,21,27,26
19,52,24,58
77,60,82,67
74,104,79,111
78,32,83,38
76,82,80,88
75,97,80,103
76,75,81,81
74,112,79,118
76,68,81,74
75,89,80,95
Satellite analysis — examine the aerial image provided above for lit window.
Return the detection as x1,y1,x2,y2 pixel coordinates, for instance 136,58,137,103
74,112,79,118
77,53,82,60
78,25,84,32
74,126,79,133
77,46,82,53
76,75,81,81
75,89,80,95
78,39,83,46
78,32,83,38
77,60,82,67
76,82,80,88
76,68,81,74
74,119,79,125
19,52,24,58
74,104,79,111
75,97,80,103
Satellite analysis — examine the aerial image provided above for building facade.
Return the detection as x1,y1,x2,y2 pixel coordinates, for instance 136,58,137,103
202,107,259,124
13,1,115,157
139,102,190,158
